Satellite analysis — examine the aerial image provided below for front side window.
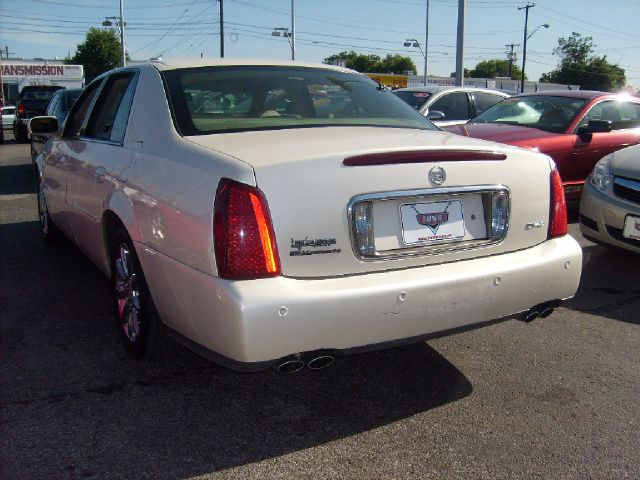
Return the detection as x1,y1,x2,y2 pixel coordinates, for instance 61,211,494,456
471,95,589,133
162,66,435,135
472,92,506,115
577,100,640,131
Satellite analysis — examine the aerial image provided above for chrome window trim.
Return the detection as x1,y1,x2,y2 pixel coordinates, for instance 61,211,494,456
347,184,510,261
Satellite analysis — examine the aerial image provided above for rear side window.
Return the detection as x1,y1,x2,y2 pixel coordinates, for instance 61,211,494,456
45,94,60,116
429,92,471,121
85,73,137,142
472,92,505,115
393,90,432,110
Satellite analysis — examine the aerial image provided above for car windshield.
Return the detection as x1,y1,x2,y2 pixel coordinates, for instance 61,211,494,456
470,95,589,133
162,66,437,135
393,90,432,110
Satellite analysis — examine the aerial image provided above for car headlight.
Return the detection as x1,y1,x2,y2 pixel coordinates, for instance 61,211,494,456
590,155,612,193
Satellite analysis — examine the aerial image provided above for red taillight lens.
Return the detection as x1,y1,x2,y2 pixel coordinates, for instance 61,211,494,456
214,178,281,280
17,102,26,116
548,168,567,239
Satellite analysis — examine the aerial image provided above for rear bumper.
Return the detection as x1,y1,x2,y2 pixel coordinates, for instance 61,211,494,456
138,235,582,368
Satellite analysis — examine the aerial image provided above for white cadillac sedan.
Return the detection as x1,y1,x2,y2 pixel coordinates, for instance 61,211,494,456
30,59,582,373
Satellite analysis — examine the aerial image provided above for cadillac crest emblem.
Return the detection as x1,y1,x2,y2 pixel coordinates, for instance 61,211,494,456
429,166,446,186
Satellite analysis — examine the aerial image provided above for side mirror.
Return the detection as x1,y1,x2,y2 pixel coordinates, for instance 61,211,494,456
29,116,60,136
426,110,445,121
577,119,612,139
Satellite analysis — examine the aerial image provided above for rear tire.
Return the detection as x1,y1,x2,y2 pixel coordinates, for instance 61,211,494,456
110,228,170,360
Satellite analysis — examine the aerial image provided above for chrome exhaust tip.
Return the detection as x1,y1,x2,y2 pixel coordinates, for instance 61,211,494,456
306,355,335,371
275,359,305,374
522,310,540,323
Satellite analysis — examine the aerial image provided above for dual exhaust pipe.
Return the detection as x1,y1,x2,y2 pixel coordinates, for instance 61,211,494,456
520,301,561,323
275,353,335,374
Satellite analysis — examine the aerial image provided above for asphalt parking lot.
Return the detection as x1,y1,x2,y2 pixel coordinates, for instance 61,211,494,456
1,136,639,479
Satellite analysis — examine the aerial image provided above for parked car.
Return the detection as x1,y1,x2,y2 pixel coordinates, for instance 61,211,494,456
30,88,83,162
1,105,16,129
393,86,510,127
30,60,581,372
443,91,640,204
13,85,66,143
579,144,640,253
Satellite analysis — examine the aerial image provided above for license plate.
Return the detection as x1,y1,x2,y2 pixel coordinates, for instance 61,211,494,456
622,215,640,240
400,200,465,245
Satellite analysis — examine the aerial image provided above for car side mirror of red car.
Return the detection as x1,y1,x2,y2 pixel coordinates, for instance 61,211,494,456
577,119,612,141
426,110,446,121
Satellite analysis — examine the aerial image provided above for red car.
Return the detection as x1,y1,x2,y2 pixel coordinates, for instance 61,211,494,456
444,91,640,204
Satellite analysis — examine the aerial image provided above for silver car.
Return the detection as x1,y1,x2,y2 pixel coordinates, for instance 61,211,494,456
580,144,640,253
394,86,510,127
1,105,15,129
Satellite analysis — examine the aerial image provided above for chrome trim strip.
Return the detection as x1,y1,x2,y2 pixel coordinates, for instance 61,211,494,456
347,185,510,261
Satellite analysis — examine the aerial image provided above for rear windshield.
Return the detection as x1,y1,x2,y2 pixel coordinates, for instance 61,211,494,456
162,66,436,135
394,90,432,110
62,90,83,112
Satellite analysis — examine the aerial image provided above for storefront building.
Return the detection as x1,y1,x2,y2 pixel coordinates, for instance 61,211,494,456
0,59,84,105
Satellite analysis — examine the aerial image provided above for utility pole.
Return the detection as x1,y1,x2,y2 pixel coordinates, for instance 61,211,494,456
505,43,519,78
291,0,295,60
454,0,466,86
518,2,534,93
219,0,225,58
424,0,429,85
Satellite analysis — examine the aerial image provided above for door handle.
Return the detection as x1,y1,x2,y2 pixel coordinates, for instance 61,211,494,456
94,166,107,183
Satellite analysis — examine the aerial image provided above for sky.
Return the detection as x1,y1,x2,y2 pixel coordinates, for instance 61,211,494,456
1,0,639,88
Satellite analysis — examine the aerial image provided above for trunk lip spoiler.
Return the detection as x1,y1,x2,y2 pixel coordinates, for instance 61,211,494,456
343,150,507,167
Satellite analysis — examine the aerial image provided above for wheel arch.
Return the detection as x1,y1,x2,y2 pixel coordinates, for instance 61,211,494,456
101,192,143,277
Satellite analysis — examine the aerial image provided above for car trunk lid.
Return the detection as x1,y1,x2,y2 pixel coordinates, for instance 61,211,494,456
187,127,554,278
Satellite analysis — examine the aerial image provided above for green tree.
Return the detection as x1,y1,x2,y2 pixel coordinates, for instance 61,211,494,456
540,32,626,91
380,54,417,75
467,59,524,80
323,51,416,74
70,27,123,82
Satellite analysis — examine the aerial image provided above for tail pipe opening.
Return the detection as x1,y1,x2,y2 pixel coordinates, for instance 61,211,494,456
520,300,562,323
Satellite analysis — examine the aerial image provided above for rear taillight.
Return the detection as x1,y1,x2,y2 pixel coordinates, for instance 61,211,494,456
17,102,26,116
214,178,281,280
548,168,567,239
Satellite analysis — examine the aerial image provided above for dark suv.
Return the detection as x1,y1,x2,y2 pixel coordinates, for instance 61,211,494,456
13,85,65,143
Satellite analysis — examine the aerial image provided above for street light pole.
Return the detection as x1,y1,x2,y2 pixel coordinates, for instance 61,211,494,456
291,0,295,60
119,0,126,66
454,0,466,87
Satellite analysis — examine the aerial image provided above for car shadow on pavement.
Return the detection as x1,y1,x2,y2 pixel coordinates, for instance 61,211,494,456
0,220,472,479
563,242,640,325
0,162,36,196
